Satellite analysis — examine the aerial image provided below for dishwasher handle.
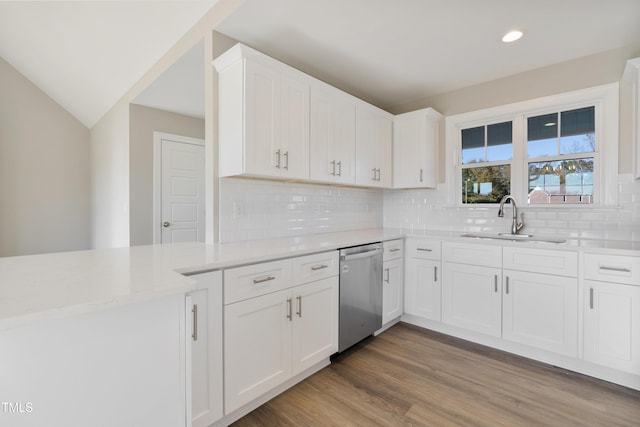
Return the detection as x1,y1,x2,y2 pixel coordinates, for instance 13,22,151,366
341,248,383,261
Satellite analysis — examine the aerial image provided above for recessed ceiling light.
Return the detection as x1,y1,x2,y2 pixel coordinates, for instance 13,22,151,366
502,30,523,43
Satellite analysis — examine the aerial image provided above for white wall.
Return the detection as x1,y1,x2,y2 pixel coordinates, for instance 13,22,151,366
0,57,90,257
90,100,130,249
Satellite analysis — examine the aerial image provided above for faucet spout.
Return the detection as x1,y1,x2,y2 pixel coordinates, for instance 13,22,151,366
498,195,524,235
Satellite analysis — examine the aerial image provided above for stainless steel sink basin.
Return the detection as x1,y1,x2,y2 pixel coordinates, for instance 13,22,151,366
460,233,566,244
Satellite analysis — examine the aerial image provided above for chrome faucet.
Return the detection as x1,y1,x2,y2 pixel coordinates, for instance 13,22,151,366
498,195,524,235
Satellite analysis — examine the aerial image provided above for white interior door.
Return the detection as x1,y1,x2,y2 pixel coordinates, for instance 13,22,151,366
160,138,205,243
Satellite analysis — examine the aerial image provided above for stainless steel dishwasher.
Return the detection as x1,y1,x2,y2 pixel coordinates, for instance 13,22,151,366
338,242,383,352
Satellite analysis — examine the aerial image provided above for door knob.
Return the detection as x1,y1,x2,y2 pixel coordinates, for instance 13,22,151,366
163,221,171,228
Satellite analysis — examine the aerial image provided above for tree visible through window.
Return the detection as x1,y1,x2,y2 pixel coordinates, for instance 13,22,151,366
461,121,512,204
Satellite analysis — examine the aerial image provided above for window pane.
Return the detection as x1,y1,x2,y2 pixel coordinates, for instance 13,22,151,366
528,113,558,157
487,121,512,161
461,126,484,164
462,165,511,204
560,107,595,154
528,158,594,204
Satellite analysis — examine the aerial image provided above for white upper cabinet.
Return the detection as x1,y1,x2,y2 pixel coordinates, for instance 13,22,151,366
393,107,442,188
309,82,356,184
355,102,393,188
623,57,640,180
214,44,310,180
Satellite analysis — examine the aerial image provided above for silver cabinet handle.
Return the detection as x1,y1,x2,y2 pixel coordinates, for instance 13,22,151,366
371,168,377,181
336,161,342,176
311,264,328,271
384,267,390,283
589,287,594,310
330,160,336,176
494,275,498,293
296,295,302,318
253,275,276,284
419,168,424,182
505,276,510,294
286,298,292,321
389,248,401,252
275,149,281,168
434,266,438,282
417,248,432,252
600,266,632,273
377,168,381,181
191,304,198,341
283,151,289,170
163,221,171,228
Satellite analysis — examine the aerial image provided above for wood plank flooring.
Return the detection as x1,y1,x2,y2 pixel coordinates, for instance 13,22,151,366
232,322,640,426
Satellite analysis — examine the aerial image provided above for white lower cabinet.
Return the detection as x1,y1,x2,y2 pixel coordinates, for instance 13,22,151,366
404,238,442,322
442,262,502,337
188,271,223,427
224,252,339,415
502,270,577,357
405,258,441,321
583,252,640,374
224,289,293,413
382,239,404,325
382,257,404,324
291,277,339,374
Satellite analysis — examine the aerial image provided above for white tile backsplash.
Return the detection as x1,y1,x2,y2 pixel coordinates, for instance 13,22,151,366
383,174,640,241
220,178,383,242
218,174,639,243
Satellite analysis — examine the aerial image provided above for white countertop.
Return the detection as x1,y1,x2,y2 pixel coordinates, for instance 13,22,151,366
0,229,404,330
1,227,638,330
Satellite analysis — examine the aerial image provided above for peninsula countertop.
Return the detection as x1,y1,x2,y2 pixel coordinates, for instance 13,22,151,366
2,227,638,330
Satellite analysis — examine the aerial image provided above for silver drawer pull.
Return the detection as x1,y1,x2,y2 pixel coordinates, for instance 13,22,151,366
191,304,198,341
253,275,276,284
599,266,632,273
389,248,401,252
417,248,432,252
311,264,328,271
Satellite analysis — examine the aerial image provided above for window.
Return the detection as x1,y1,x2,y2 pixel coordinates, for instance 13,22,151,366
461,121,512,203
527,107,595,204
446,84,619,207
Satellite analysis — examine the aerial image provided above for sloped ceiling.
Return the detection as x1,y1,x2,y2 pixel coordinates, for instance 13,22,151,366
1,0,639,128
0,0,218,127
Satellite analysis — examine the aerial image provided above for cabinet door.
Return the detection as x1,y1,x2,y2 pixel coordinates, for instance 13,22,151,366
309,86,356,184
280,71,310,180
584,280,640,374
244,59,281,178
404,258,441,321
224,289,292,414
291,277,339,375
355,105,392,188
502,270,578,357
189,271,223,427
393,109,440,189
382,258,404,324
442,262,502,337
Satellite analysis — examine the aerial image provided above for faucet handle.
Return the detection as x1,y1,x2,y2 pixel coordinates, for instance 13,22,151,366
516,212,525,232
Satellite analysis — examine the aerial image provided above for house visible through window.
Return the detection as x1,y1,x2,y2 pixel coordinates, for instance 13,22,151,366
527,106,595,204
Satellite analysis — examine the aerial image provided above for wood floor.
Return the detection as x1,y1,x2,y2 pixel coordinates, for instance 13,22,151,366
232,322,640,426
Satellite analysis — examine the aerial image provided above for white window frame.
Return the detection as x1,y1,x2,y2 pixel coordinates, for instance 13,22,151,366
445,83,619,207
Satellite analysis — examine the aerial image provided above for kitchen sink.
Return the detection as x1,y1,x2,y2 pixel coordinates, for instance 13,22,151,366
460,233,566,244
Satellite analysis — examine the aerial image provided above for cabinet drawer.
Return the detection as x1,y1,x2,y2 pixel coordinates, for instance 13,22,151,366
224,259,292,304
443,242,501,268
503,247,577,278
584,253,640,285
406,238,441,260
292,251,339,285
383,239,404,261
